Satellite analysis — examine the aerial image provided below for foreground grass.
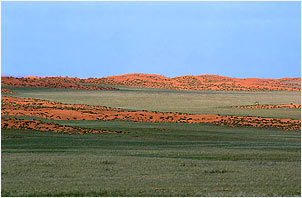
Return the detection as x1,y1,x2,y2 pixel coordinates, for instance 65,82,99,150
5,87,301,119
2,121,301,196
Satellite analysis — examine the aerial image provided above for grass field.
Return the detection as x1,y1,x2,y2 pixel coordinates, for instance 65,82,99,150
2,120,301,197
2,87,301,196
5,87,301,119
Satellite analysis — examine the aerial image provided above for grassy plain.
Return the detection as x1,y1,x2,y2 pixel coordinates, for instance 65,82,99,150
5,87,301,119
1,120,301,197
1,87,301,196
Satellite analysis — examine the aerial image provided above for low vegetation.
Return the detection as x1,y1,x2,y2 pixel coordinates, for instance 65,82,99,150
1,76,301,196
2,121,300,197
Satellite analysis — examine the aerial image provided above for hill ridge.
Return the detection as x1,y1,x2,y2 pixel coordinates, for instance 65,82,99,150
1,73,301,91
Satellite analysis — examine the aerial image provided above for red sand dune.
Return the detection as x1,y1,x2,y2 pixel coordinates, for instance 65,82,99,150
24,76,40,79
1,88,14,94
1,117,126,134
232,104,301,109
85,73,301,91
2,74,301,91
2,96,300,131
1,76,118,90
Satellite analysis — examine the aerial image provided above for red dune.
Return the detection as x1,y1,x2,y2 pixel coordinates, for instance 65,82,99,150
24,76,40,79
87,73,301,91
2,96,300,131
1,88,14,94
1,76,118,90
1,117,126,134
232,104,301,109
2,74,300,91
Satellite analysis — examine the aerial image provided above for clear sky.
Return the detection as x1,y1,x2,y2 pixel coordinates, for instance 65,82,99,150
1,1,301,79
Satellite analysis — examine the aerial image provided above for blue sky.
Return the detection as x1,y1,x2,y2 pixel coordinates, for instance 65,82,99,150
1,1,301,78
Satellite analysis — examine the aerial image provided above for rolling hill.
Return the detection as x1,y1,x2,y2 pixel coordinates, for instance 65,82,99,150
2,74,301,91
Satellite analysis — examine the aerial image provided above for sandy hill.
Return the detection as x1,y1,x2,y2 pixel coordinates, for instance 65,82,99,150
1,74,301,91
1,76,117,90
91,73,301,91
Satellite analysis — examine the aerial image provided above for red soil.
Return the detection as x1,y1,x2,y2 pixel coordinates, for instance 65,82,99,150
232,104,301,109
2,74,300,91
1,88,14,94
2,96,300,131
1,117,126,134
1,76,118,90
86,73,301,91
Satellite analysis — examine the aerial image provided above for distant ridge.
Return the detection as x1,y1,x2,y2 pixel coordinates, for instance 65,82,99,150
1,73,301,91
89,73,301,91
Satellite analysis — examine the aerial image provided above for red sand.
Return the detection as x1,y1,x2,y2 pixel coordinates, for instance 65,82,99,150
2,74,301,91
87,73,301,91
2,96,300,131
1,88,14,94
1,76,118,90
232,104,301,109
1,117,126,134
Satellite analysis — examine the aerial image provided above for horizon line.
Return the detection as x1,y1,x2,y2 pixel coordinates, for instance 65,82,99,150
1,73,301,80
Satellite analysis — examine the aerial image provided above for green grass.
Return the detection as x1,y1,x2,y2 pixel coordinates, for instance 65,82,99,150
2,121,301,197
2,87,301,196
5,87,301,119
